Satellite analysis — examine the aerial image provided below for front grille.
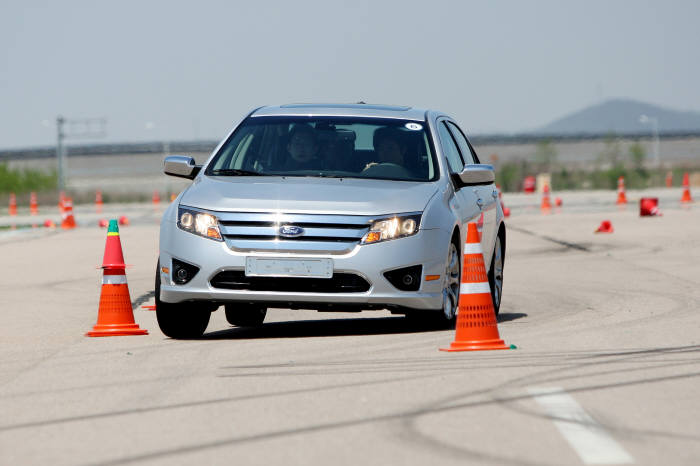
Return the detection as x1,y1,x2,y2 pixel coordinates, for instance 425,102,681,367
216,212,373,254
210,270,371,293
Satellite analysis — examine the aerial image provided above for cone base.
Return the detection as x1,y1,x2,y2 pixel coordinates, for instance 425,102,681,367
86,323,148,337
440,338,510,352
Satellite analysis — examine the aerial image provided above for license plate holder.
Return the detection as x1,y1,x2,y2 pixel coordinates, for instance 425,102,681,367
245,257,333,278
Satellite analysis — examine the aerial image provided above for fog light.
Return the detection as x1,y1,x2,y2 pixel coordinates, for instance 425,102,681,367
383,265,422,291
172,258,199,285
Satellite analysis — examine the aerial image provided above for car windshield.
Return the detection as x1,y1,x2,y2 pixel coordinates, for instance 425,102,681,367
205,116,438,181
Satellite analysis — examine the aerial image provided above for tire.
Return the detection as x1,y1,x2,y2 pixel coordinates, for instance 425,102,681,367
406,238,460,328
155,259,210,339
488,231,505,316
224,304,267,327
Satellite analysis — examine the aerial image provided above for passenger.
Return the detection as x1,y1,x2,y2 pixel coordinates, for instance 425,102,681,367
284,124,321,170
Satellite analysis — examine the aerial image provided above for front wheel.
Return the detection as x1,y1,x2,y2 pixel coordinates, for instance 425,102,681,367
488,232,504,316
155,260,210,339
405,239,460,328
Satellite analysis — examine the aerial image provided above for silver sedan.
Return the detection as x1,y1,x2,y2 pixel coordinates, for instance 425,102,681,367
156,103,505,338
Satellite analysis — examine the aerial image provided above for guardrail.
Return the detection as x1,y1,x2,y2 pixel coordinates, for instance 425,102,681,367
2,131,700,161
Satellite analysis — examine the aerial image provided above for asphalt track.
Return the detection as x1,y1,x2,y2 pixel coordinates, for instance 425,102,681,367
1,189,698,465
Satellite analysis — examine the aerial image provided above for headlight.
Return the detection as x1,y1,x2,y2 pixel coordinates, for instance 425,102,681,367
361,213,421,244
178,207,223,241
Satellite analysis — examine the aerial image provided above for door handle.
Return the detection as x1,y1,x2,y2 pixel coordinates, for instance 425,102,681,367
476,198,484,209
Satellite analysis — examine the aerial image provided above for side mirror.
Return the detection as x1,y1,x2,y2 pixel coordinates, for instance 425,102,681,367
164,155,202,180
456,164,495,186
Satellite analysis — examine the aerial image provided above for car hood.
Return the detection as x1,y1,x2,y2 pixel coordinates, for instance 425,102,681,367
181,176,439,215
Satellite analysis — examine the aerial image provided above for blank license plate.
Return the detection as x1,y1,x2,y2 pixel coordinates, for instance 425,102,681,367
245,257,333,278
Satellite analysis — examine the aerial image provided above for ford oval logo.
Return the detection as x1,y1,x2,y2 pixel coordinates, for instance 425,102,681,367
279,225,304,237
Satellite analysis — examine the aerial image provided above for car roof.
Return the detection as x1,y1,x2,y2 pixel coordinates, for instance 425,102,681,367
251,103,430,121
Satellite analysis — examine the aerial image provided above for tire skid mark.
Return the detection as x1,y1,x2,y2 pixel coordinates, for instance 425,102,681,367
84,370,700,466
0,374,428,432
507,225,591,252
131,289,155,310
397,345,700,462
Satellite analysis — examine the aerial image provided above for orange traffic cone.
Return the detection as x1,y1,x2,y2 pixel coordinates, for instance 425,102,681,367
87,220,148,337
29,192,38,215
170,192,177,202
541,184,552,213
95,190,104,213
441,223,511,352
681,172,693,203
616,176,628,204
8,193,17,216
152,190,161,206
60,197,77,229
665,171,673,188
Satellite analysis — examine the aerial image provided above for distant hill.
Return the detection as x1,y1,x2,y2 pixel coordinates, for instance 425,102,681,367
537,98,700,134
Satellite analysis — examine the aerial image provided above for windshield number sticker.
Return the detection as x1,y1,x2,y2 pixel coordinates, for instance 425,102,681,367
405,123,422,131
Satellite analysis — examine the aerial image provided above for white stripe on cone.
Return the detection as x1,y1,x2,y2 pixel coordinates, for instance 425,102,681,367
463,243,483,254
102,275,128,285
460,282,491,294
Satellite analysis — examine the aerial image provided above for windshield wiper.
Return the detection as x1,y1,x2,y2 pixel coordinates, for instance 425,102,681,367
209,168,267,176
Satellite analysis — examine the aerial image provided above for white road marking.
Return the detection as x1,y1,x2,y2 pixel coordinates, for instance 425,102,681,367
528,387,634,464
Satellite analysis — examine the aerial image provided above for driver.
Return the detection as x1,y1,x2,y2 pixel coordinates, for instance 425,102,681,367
365,127,407,170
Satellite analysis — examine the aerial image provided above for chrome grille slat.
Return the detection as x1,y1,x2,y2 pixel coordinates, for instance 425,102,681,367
219,221,368,229
226,236,358,243
216,212,374,225
225,239,357,253
220,225,367,239
218,212,373,254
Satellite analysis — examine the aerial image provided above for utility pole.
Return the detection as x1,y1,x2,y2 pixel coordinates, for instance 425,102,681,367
639,115,660,168
55,116,107,191
56,116,66,192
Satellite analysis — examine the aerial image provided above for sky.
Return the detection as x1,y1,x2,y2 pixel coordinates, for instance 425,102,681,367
1,0,699,149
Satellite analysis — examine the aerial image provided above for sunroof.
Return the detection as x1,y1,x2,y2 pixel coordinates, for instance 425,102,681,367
281,103,411,111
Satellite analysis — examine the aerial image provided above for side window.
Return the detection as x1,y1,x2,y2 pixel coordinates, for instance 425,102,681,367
446,121,477,164
437,122,464,173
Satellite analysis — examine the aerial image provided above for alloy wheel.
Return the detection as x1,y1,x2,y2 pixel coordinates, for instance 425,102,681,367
442,242,461,320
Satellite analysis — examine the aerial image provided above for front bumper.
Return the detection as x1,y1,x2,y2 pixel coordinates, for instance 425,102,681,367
159,221,450,311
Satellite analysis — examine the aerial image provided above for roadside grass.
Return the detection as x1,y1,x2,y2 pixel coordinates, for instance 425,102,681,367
0,163,57,194
496,162,698,193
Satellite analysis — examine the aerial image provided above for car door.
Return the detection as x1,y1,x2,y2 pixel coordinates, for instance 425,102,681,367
435,119,481,247
444,120,498,264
